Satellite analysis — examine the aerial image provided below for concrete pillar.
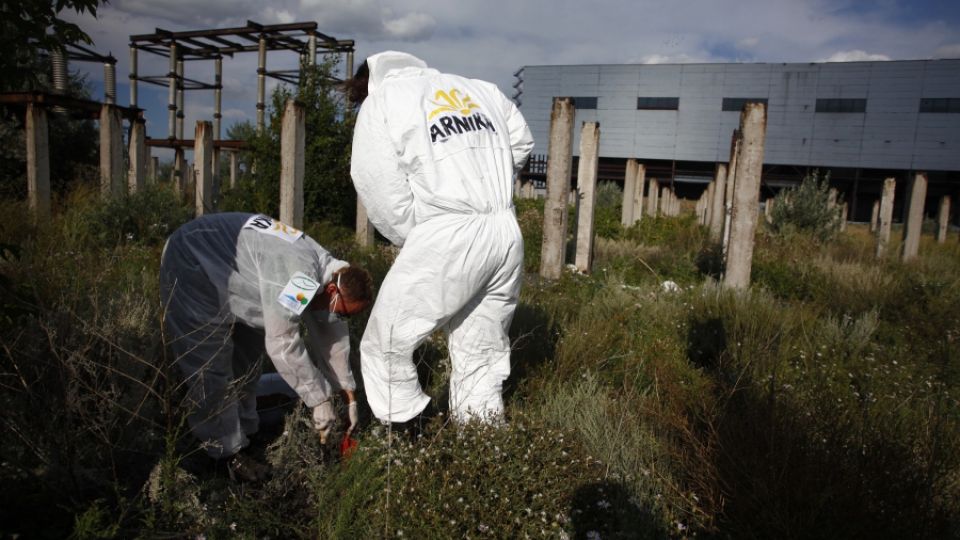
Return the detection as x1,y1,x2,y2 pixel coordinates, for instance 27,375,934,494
647,178,660,217
128,119,146,194
356,200,375,246
870,199,880,232
631,164,645,224
621,159,638,226
937,196,951,243
722,133,740,255
574,122,600,273
167,43,177,139
723,103,766,290
709,163,728,241
701,182,713,225
901,171,927,262
175,59,184,140
839,202,848,232
280,99,305,229
150,156,159,184
876,178,896,258
194,121,214,215
540,97,575,280
229,151,239,189
129,46,138,108
99,104,124,198
660,186,670,216
173,149,186,199
257,36,267,134
764,197,775,224
26,103,50,218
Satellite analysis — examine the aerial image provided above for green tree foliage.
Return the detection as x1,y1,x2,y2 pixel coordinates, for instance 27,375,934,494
0,59,99,199
769,170,841,241
0,0,104,91
221,60,356,227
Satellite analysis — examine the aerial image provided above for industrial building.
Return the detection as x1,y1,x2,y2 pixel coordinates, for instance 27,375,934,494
515,59,960,222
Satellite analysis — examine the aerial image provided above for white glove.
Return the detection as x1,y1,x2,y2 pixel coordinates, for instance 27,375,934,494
347,400,359,436
313,401,336,443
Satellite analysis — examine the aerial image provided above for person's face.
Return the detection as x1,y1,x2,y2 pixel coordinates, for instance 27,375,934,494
327,274,370,320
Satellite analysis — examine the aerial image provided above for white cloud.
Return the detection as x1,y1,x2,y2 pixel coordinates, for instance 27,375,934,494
818,50,892,62
382,12,436,40
934,43,960,58
636,53,711,65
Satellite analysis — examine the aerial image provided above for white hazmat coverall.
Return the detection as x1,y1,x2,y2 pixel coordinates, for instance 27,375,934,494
159,213,354,458
351,51,534,423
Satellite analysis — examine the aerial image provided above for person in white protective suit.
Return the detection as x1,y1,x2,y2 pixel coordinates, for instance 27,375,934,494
159,212,372,478
349,51,534,424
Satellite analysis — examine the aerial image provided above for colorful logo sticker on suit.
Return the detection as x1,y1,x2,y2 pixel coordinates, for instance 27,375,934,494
243,214,304,243
277,271,320,315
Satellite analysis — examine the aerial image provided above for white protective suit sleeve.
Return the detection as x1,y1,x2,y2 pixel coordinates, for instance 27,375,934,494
255,249,334,409
501,94,535,173
301,310,356,392
351,97,416,246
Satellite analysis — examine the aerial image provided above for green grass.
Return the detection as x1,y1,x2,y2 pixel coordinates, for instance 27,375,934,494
1,186,958,539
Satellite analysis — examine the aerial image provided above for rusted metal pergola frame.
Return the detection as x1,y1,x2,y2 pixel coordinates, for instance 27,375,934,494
129,20,355,149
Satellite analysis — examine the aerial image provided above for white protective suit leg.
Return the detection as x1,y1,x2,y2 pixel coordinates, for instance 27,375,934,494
446,250,522,422
161,244,249,459
361,211,523,423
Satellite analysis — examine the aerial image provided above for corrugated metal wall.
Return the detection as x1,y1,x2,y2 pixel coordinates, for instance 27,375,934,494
518,60,960,171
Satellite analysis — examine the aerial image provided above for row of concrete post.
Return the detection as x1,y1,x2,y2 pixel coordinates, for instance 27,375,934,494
533,98,769,288
25,101,261,223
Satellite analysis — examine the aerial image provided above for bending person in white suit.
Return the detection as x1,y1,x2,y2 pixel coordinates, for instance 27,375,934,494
160,212,372,479
349,51,534,424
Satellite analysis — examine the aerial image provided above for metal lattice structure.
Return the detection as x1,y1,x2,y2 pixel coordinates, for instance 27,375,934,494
129,20,355,142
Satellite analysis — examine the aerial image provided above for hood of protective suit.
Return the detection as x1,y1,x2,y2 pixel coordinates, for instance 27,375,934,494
366,50,433,95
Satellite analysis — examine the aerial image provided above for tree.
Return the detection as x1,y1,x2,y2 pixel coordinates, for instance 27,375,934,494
0,0,105,91
220,59,357,227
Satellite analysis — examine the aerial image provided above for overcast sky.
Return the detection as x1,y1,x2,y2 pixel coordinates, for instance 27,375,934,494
62,0,960,148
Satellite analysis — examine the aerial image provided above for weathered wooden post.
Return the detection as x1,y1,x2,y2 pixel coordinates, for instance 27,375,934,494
99,104,124,198
574,122,600,273
902,171,927,262
876,177,896,258
128,118,146,194
870,199,880,232
540,97,575,280
280,99,305,229
621,159,638,226
937,196,951,243
723,103,766,290
194,121,214,215
26,103,51,218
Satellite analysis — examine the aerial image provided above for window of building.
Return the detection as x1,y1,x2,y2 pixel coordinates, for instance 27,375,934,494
570,97,597,109
815,98,867,113
637,97,679,110
721,98,768,111
919,98,960,113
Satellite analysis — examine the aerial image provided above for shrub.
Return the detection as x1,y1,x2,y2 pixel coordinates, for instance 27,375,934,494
769,171,841,241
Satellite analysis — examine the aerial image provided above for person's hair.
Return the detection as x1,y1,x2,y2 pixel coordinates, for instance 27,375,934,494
343,60,369,106
334,266,374,303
